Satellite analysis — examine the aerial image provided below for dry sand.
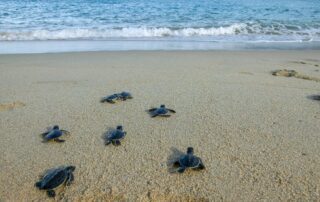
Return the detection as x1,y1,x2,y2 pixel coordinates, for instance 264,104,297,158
0,51,320,201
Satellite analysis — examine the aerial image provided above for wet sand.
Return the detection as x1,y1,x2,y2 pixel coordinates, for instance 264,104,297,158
0,51,320,201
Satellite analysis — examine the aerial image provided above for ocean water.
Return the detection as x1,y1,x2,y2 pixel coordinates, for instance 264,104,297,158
1,0,320,52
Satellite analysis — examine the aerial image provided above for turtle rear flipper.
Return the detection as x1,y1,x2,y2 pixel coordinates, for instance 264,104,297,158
105,140,112,145
54,138,65,143
60,130,70,135
40,132,49,137
159,114,171,117
47,190,56,197
148,108,157,112
151,113,159,118
113,140,121,146
35,181,42,188
107,100,116,104
100,98,108,103
173,161,180,168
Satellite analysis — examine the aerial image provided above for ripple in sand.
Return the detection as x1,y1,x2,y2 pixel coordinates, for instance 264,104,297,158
272,69,320,82
239,71,254,75
35,80,78,85
0,101,26,112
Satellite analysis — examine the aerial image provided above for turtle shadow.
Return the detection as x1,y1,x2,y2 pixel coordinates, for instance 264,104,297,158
307,95,320,101
166,147,185,173
101,127,115,145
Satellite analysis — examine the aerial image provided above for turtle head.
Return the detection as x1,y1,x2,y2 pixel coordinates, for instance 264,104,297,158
53,125,59,130
187,147,194,155
116,125,123,130
160,104,165,108
66,166,76,172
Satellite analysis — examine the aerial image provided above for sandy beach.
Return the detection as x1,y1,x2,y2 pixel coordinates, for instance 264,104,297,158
0,51,319,201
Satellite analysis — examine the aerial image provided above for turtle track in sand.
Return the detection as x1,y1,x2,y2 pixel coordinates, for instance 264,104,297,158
271,69,320,82
0,101,26,112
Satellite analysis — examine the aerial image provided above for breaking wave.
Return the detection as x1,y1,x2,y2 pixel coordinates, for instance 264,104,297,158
1,23,319,41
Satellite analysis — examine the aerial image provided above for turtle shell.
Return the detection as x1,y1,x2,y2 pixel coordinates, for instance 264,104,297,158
45,129,63,140
108,129,126,141
101,94,119,102
118,92,132,99
36,168,69,190
179,154,201,168
154,107,169,115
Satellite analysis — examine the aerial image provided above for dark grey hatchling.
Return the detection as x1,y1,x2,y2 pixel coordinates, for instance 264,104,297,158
41,125,70,143
100,93,119,104
105,125,127,146
35,166,75,197
100,91,133,103
148,104,176,117
173,147,205,173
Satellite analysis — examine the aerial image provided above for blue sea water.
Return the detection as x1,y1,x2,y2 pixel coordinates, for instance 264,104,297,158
0,0,320,52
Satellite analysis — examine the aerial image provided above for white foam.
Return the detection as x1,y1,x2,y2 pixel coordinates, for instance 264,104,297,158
0,23,319,41
0,24,248,40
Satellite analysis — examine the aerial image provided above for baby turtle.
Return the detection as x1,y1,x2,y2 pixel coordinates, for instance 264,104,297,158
35,166,75,197
118,91,133,101
309,94,320,101
148,104,176,117
41,125,70,143
105,125,127,146
100,94,119,104
173,147,205,173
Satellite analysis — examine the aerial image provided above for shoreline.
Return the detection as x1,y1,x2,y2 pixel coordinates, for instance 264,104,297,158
1,50,319,201
1,40,320,54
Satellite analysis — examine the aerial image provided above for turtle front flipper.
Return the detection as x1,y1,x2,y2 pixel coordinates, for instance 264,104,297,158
47,190,56,197
105,140,112,145
168,109,176,113
198,162,205,170
177,166,186,173
54,138,65,143
66,173,74,186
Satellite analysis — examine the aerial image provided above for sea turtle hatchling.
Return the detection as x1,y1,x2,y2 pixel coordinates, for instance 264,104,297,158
35,166,75,197
173,147,205,173
117,91,133,101
105,125,127,146
148,104,176,117
100,93,119,104
41,125,70,143
100,91,133,103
